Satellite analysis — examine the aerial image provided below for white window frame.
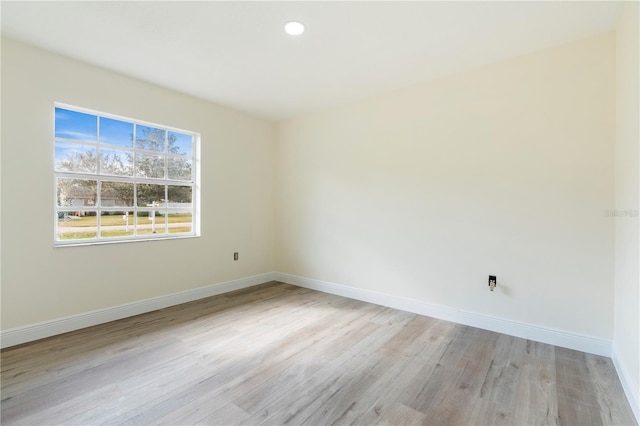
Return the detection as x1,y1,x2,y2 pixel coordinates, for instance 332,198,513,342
54,103,200,246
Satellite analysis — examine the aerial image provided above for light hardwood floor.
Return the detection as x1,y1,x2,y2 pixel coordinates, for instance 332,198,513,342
1,282,636,425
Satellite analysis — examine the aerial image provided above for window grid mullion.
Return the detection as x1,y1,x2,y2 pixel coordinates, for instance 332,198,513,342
133,175,138,237
55,172,186,186
164,130,169,181
55,104,197,245
96,115,102,240
96,180,102,240
164,184,169,234
133,123,138,180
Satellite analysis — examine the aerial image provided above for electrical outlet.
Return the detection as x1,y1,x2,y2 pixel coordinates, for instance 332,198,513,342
234,252,239,261
488,275,497,291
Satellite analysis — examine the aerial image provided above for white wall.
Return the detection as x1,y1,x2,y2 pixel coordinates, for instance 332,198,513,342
0,38,276,329
276,33,616,340
0,19,634,416
614,1,640,416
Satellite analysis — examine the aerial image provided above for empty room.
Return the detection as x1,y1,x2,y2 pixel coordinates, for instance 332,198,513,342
1,1,638,425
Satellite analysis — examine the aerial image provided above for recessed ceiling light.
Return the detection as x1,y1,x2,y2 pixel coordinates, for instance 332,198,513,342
284,21,305,36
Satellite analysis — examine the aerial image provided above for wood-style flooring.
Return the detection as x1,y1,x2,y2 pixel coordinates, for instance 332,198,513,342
1,282,636,425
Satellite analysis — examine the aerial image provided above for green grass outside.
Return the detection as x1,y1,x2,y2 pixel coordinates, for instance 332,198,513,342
102,230,134,238
59,226,192,240
58,232,97,240
58,213,192,227
136,226,192,236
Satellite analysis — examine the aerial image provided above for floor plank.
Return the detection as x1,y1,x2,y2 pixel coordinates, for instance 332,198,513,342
1,281,636,425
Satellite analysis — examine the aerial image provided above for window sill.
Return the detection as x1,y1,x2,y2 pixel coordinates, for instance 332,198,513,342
53,233,200,248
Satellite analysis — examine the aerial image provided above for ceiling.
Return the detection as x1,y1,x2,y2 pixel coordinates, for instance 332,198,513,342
1,1,624,121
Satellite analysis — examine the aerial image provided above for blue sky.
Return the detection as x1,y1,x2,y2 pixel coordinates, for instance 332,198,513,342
55,108,97,141
55,107,193,156
101,117,133,147
169,131,193,156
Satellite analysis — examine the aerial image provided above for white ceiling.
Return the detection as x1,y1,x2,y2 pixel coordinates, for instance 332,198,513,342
1,1,623,121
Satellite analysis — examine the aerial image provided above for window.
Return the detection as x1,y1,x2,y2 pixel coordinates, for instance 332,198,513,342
54,104,199,245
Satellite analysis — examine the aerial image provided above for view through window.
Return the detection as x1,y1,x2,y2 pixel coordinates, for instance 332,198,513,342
54,105,198,245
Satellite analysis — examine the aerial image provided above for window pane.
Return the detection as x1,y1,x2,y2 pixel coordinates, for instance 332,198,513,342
57,178,97,207
100,117,133,148
168,157,192,181
136,211,166,235
101,182,134,207
168,185,192,206
136,184,166,207
55,108,97,141
168,131,192,156
100,148,133,176
136,153,165,178
54,105,198,245
100,211,134,238
56,211,97,240
55,141,97,173
136,125,165,152
168,210,192,234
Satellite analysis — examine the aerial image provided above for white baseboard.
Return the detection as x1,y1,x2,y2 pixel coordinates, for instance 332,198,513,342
0,272,276,349
1,270,613,359
612,343,640,424
275,272,612,357
3,270,630,414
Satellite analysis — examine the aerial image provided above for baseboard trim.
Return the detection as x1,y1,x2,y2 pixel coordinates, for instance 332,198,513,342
2,270,627,410
1,272,276,349
275,272,611,357
612,343,640,423
1,270,614,359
